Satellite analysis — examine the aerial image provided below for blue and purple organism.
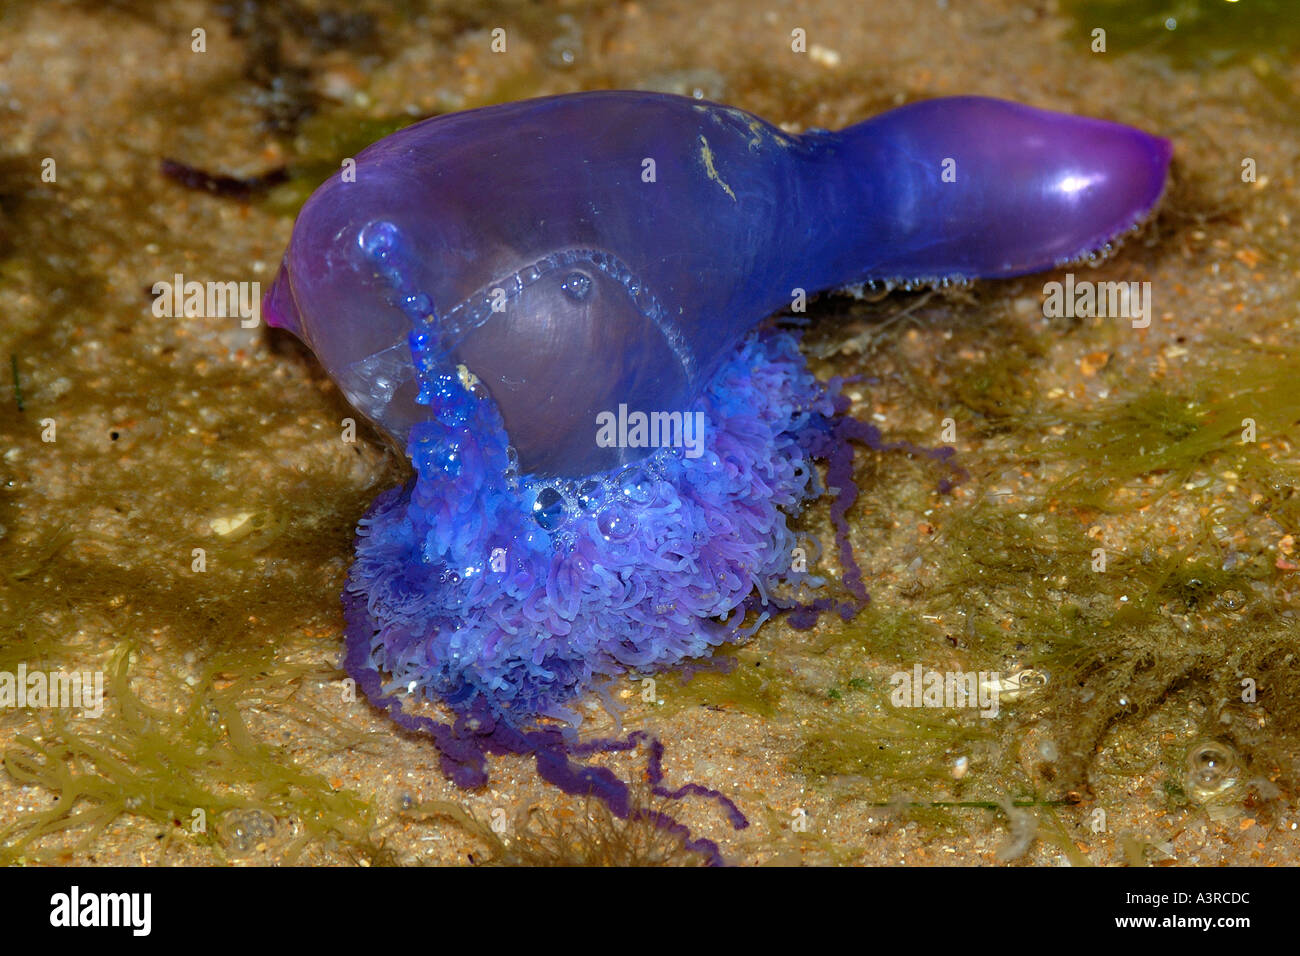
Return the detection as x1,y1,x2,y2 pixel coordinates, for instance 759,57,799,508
263,92,1171,839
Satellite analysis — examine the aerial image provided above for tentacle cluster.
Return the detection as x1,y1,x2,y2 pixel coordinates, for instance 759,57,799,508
344,326,841,722
342,310,873,862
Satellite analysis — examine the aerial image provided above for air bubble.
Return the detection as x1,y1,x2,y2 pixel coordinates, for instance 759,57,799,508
598,506,637,541
576,479,604,511
435,442,462,476
1217,589,1246,611
980,668,1047,702
400,292,432,320
618,467,654,504
359,220,400,261
1185,739,1239,799
532,487,566,531
219,808,278,854
561,271,592,301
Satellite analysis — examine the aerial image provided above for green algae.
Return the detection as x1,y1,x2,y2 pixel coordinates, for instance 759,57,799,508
0,644,384,864
910,346,1297,802
264,111,418,216
939,312,1049,434
791,707,995,785
0,147,404,862
1066,0,1299,69
0,395,400,860
649,648,784,719
1035,347,1300,513
714,291,1300,850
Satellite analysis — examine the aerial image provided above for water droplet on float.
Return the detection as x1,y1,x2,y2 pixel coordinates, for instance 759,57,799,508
437,443,461,476
561,271,592,301
532,487,565,530
576,479,604,511
359,220,399,261
400,292,431,320
619,467,654,504
598,506,636,541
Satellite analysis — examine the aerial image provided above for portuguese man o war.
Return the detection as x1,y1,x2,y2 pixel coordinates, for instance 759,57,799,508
263,92,1171,860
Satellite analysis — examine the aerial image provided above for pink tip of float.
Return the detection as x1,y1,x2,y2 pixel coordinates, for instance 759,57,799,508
262,261,302,337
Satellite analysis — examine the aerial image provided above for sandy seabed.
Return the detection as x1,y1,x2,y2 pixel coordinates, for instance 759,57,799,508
1,0,1298,866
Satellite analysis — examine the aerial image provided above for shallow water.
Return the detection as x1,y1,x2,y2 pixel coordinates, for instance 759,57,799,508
0,0,1297,866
